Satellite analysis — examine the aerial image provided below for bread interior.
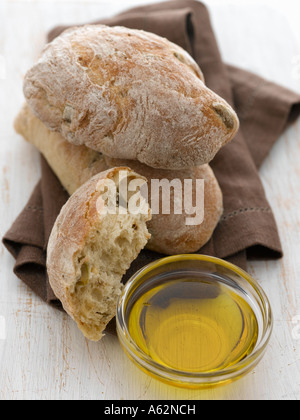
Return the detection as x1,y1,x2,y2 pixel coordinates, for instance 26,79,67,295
71,171,150,341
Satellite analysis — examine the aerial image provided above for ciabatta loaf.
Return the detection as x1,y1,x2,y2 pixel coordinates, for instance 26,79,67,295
47,168,151,341
105,157,223,255
23,25,239,170
15,105,223,254
15,106,223,255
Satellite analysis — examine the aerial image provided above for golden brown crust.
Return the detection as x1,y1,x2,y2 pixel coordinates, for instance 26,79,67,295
23,25,239,170
104,157,223,254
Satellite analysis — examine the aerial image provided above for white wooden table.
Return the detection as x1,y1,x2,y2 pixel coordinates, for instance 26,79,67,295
0,0,300,400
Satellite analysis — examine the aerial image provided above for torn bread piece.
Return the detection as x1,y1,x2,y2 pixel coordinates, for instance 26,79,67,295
47,167,151,341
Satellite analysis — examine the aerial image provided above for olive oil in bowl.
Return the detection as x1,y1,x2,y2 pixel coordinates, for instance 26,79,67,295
127,276,259,374
117,255,273,388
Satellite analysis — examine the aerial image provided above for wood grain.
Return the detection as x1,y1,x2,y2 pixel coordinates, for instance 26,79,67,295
0,0,299,400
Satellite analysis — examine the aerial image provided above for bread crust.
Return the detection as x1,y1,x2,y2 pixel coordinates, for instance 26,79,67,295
14,104,108,194
47,167,151,341
105,157,223,254
23,25,239,169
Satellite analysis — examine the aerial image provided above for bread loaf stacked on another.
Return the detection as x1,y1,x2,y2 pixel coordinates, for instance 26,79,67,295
15,104,223,255
23,25,239,170
15,25,239,340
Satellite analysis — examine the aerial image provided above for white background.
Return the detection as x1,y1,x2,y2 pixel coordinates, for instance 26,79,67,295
0,0,300,400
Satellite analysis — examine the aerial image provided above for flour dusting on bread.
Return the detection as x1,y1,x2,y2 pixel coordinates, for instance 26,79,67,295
23,25,239,169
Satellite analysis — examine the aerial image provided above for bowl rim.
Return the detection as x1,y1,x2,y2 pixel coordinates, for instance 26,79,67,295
116,254,273,385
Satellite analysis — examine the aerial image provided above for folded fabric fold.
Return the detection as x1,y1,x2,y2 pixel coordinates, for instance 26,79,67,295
3,1,300,327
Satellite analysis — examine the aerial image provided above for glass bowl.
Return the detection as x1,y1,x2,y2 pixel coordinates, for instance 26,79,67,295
116,255,273,389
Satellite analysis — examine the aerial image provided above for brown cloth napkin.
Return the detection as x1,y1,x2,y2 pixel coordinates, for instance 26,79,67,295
3,1,300,321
